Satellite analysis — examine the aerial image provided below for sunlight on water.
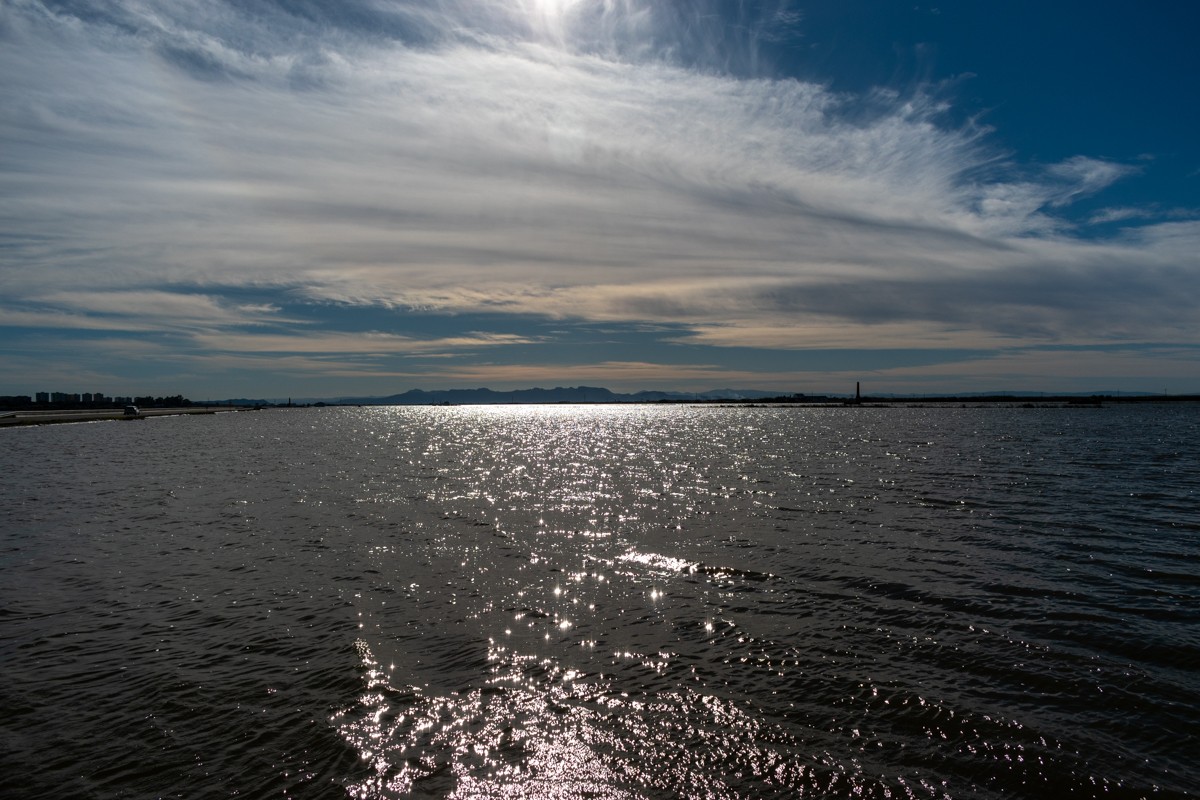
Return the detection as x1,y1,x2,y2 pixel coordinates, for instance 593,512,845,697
616,549,698,574
316,404,1199,798
337,635,867,799
338,639,634,799
326,405,1197,798
2,404,1196,798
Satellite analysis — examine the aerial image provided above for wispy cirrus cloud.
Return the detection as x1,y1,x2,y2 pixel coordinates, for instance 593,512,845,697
32,291,294,328
187,330,538,354
1044,156,1139,206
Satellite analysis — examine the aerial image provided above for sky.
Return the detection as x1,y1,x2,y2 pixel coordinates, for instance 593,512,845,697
2,0,1198,399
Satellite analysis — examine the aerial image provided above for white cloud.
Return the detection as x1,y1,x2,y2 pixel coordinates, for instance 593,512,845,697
1045,156,1137,205
188,331,537,354
28,291,294,330
1087,207,1153,225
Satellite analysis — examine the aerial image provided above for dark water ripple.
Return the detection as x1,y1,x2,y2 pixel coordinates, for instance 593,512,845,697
1,405,1197,798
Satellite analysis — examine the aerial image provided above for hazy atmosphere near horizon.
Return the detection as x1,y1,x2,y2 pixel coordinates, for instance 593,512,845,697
2,0,1198,399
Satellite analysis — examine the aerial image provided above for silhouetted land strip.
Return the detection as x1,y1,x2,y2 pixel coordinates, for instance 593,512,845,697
4,396,1196,426
0,406,241,427
333,385,1198,407
837,394,1200,407
311,393,1199,409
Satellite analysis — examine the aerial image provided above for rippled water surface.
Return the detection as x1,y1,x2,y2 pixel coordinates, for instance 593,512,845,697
2,404,1197,798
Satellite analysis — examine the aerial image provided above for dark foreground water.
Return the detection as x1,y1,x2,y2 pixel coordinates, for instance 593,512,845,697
1,404,1197,799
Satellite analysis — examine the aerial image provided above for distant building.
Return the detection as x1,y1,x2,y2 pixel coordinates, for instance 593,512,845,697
21,391,185,408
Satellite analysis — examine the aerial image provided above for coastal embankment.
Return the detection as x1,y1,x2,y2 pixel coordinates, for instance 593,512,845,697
0,407,242,427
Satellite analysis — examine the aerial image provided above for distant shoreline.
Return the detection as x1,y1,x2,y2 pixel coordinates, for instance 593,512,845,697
310,394,1199,408
0,406,241,428
4,396,1197,428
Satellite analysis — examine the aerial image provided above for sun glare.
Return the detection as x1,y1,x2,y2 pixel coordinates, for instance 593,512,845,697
521,0,586,30
528,0,579,13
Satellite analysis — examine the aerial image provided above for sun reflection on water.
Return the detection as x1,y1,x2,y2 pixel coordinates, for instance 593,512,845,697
325,404,1147,798
337,638,638,798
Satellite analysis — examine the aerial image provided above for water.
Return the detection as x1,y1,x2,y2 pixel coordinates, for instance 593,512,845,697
1,404,1196,799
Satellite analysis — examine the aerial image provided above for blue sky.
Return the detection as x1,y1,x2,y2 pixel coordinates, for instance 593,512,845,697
2,0,1197,398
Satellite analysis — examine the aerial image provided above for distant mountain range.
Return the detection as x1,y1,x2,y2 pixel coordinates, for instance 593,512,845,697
336,386,796,405
204,386,1176,407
